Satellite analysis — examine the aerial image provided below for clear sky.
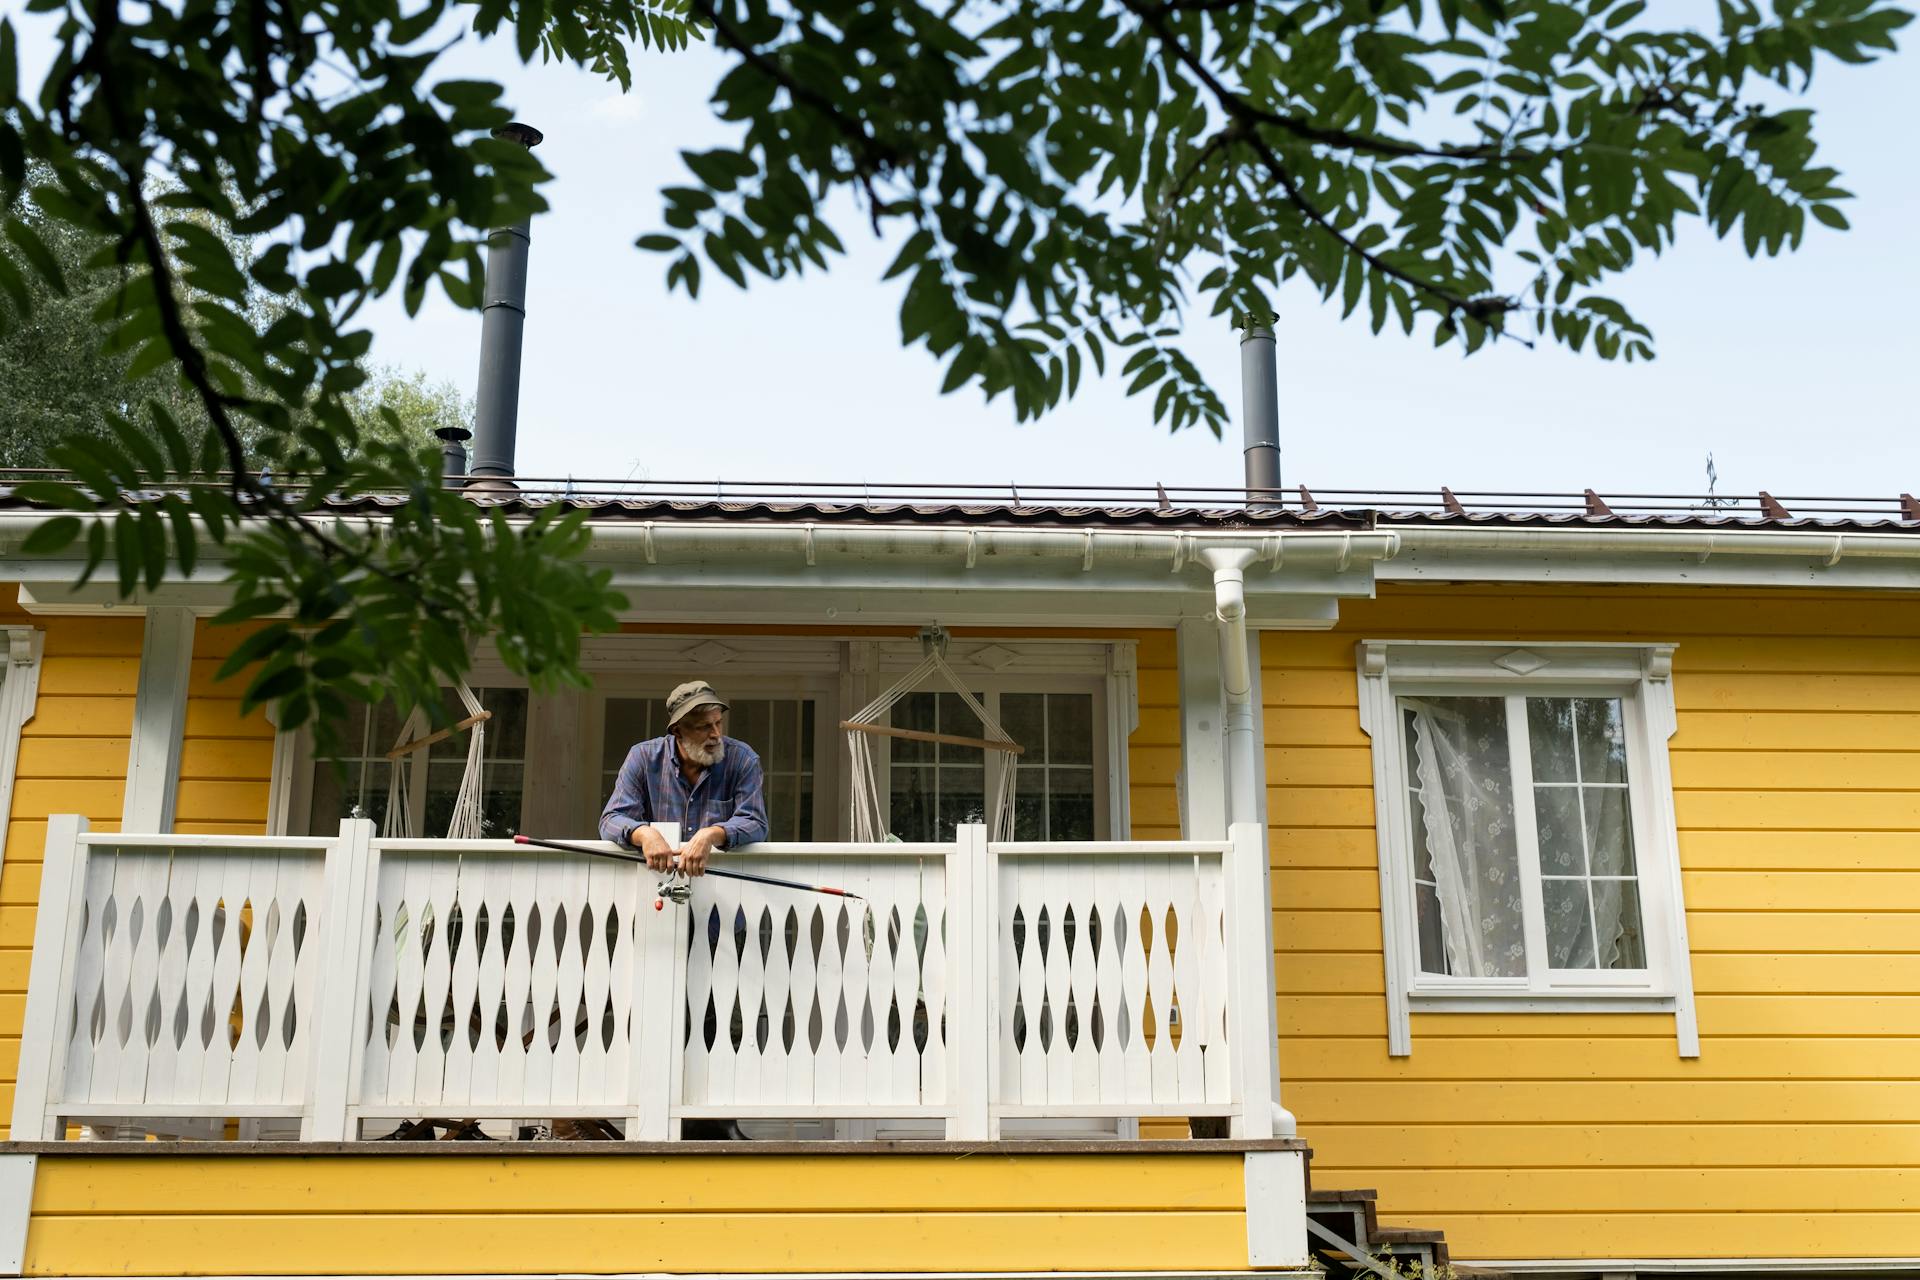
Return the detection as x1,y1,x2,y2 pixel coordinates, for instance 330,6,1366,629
21,15,1920,499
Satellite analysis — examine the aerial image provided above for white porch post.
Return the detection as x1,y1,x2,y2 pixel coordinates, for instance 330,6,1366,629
946,823,992,1139
630,823,687,1140
1176,618,1228,840
11,814,88,1141
122,607,195,833
304,818,375,1140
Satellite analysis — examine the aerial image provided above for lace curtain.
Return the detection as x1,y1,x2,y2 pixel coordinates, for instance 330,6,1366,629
1408,699,1527,978
1408,695,1642,977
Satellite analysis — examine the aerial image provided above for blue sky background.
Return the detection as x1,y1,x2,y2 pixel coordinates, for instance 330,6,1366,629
18,13,1919,498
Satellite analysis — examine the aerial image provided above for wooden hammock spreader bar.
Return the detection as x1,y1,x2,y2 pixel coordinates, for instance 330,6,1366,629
839,720,1025,756
386,710,492,760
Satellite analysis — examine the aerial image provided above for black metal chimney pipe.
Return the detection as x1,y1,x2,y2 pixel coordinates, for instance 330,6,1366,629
1239,317,1281,508
436,425,471,481
467,121,543,490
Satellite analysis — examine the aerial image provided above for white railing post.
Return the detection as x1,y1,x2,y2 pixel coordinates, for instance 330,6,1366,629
629,825,685,1140
303,819,375,1141
1226,821,1278,1139
945,825,991,1140
10,815,88,1141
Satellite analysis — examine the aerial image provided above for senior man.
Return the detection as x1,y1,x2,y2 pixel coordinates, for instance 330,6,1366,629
599,680,766,1142
600,679,770,872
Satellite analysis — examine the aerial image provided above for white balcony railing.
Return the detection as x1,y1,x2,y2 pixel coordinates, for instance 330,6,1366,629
11,817,1278,1142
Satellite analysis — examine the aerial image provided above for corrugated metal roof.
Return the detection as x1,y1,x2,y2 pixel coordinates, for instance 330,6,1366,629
2,479,1915,534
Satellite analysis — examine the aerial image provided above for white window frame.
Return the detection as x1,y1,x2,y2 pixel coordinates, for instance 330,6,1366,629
873,677,1113,842
1355,640,1699,1058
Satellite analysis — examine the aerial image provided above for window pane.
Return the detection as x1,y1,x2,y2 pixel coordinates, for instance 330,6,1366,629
890,765,935,841
936,692,984,760
1048,789,1095,841
1047,694,1093,764
1533,788,1586,875
1414,883,1447,975
1001,693,1046,761
731,699,769,751
604,698,654,771
1525,698,1578,784
1584,787,1637,876
937,765,986,838
1593,880,1646,969
426,762,523,839
892,693,935,762
1013,790,1046,841
310,760,392,829
1401,696,1526,978
767,774,797,842
1542,878,1595,969
1574,697,1629,784
770,699,793,758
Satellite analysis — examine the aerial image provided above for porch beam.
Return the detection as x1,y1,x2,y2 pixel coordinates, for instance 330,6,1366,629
1176,618,1228,841
122,607,195,833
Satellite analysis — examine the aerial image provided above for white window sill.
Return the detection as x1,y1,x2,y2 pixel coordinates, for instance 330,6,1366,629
1410,991,1678,1015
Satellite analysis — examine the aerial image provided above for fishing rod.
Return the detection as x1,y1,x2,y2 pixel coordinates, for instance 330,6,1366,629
512,834,864,908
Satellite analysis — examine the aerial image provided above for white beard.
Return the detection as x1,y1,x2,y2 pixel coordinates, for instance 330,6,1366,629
679,736,726,768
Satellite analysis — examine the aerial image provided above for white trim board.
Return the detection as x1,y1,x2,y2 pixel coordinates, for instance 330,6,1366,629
0,627,45,878
0,1153,32,1277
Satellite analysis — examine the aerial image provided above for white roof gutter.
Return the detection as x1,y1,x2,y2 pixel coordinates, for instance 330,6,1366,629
1383,524,1920,563
575,522,1401,572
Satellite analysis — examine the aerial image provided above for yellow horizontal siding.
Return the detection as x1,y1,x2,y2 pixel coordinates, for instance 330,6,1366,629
1265,584,1920,1262
22,1153,1252,1276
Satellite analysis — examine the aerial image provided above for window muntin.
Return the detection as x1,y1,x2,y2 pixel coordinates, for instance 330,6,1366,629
309,688,528,837
1398,691,1649,983
888,691,988,842
884,688,1103,842
600,696,817,841
1004,691,1096,841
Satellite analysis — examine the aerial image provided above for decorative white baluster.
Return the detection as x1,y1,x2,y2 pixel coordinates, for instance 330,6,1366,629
1196,852,1232,1106
497,855,537,1107
730,875,769,1106
440,862,481,1109
918,849,951,1111
1090,854,1125,1106
1065,852,1100,1104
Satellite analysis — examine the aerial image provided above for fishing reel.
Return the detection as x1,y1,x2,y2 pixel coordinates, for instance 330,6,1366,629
653,867,694,910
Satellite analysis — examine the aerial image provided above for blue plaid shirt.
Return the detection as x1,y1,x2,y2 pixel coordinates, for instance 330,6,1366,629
598,735,769,849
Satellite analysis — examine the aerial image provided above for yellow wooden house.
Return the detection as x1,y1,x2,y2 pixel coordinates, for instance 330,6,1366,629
0,481,1913,1279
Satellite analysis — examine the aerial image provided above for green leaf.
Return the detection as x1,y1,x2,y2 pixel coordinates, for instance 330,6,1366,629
1810,204,1849,230
216,621,293,681
19,515,83,555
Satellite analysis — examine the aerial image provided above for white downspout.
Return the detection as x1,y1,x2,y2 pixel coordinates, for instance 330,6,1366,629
1202,548,1298,1137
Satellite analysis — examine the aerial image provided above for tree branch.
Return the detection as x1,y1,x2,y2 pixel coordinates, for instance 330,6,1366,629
689,0,898,234
1126,0,1524,339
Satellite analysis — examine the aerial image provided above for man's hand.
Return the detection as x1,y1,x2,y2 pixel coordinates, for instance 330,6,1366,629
629,825,675,872
678,825,727,876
